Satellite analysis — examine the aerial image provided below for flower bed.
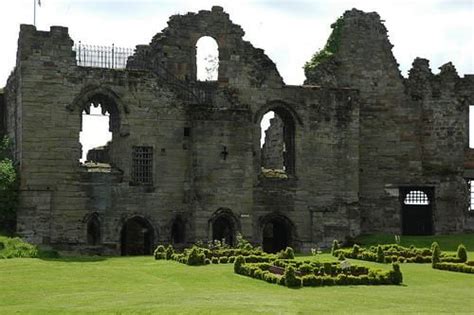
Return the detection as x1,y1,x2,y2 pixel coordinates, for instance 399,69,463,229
332,241,460,264
233,256,403,288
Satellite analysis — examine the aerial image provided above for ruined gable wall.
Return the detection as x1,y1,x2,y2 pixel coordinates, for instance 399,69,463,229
127,6,284,89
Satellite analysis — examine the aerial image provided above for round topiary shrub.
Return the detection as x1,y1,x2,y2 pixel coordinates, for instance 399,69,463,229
204,258,211,265
187,247,205,266
457,244,468,263
219,256,229,264
154,245,166,260
211,257,219,264
390,263,403,284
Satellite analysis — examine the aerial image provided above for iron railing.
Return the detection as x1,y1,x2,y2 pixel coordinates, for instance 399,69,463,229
73,42,134,69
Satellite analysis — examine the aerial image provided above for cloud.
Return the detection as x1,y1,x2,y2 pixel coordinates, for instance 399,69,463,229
0,0,472,87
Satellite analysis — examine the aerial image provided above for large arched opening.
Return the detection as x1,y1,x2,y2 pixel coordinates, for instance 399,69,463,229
120,216,155,256
260,214,295,253
209,209,239,246
74,90,121,164
258,105,297,176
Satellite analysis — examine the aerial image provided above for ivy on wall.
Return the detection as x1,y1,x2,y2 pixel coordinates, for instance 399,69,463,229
0,136,18,235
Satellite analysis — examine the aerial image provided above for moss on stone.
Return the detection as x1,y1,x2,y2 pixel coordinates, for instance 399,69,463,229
304,16,344,72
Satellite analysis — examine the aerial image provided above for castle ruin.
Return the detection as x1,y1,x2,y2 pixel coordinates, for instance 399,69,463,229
1,7,473,255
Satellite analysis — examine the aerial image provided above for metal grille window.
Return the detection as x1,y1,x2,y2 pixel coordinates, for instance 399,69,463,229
404,190,429,205
132,146,153,185
468,180,474,211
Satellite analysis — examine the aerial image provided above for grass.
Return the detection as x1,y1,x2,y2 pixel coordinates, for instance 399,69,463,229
1,252,473,313
355,233,474,251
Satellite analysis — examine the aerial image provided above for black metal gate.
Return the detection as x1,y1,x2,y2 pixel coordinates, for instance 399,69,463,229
400,187,434,235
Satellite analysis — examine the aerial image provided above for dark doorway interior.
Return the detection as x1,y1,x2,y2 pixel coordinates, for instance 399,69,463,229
212,216,235,246
401,188,433,235
171,216,185,244
87,215,101,246
121,217,154,256
262,218,291,253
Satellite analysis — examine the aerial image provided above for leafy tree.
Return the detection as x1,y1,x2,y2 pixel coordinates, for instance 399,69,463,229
0,136,18,235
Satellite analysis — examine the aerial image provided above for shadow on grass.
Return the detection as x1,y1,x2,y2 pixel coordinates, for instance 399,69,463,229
38,255,110,263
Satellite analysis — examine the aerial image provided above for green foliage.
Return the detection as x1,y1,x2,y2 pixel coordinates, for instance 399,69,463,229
165,245,174,260
0,137,18,234
434,261,474,274
431,242,441,267
277,247,295,259
0,236,38,259
284,265,302,288
390,263,403,284
457,244,468,263
304,16,344,72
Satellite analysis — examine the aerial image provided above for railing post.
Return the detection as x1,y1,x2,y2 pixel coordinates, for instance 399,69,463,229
112,43,115,69
78,41,82,65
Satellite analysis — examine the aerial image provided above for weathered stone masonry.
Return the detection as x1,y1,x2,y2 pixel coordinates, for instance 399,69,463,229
1,6,473,254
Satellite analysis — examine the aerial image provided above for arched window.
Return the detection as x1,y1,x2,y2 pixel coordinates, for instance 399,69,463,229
260,107,295,176
196,36,219,81
87,214,101,246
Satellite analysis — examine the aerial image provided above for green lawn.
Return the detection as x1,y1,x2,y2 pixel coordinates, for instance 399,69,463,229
1,252,473,314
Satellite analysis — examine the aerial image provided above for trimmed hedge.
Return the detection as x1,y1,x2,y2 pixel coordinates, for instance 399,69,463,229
433,262,474,274
234,258,403,288
155,244,285,266
333,243,460,264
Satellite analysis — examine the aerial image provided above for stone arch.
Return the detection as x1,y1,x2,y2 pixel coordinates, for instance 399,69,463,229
120,215,155,256
83,212,101,246
69,85,128,133
259,213,297,253
170,215,186,245
256,101,301,175
208,208,240,246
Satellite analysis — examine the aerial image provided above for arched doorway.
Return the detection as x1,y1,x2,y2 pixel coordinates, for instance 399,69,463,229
260,214,294,253
171,216,185,245
210,209,239,246
120,216,155,256
400,187,433,235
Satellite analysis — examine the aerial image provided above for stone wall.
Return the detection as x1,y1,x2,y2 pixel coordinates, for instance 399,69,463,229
4,6,471,254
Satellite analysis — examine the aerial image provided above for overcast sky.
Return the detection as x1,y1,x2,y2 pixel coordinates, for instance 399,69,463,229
0,0,472,87
0,0,473,158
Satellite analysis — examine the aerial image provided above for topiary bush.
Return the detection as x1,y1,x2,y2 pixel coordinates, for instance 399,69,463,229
165,245,174,260
153,245,166,260
457,244,468,263
234,255,245,274
331,240,340,255
284,265,302,288
187,247,206,266
376,245,385,263
431,242,441,267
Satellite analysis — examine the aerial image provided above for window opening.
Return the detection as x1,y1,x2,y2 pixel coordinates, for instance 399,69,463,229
404,190,429,205
260,108,295,176
80,104,112,163
468,180,474,211
196,36,219,81
132,146,153,185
